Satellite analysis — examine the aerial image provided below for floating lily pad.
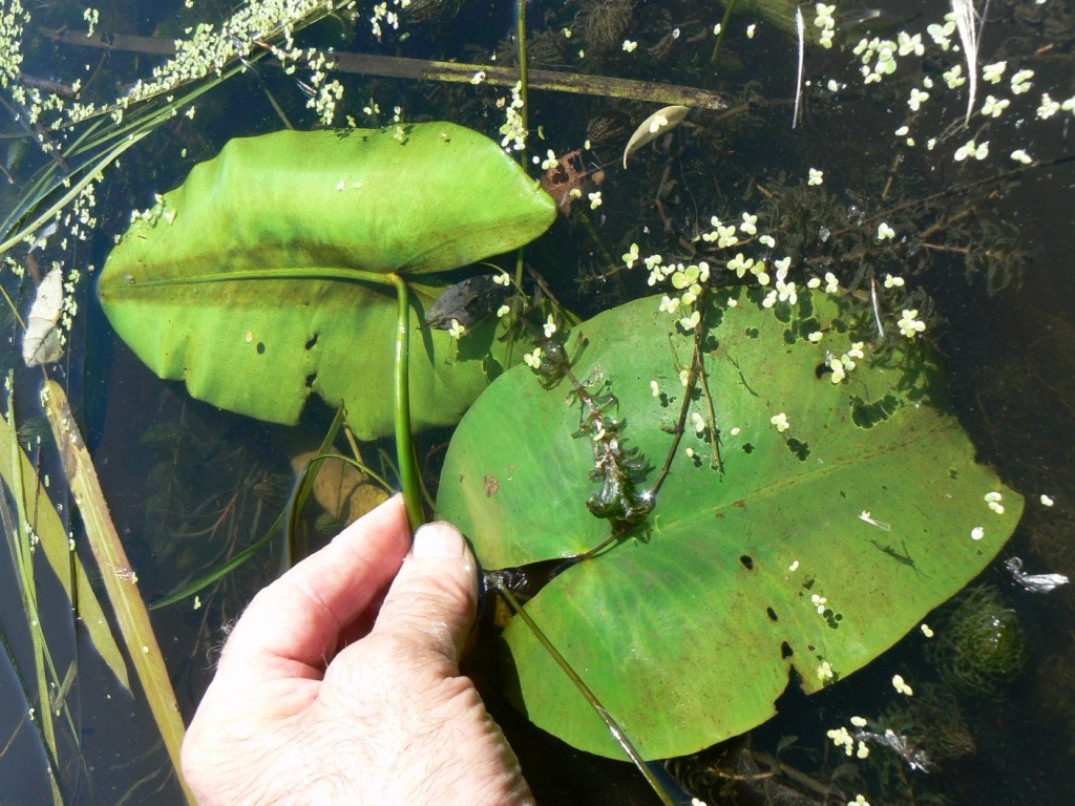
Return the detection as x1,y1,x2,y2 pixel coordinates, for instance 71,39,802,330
437,288,1023,759
97,123,556,438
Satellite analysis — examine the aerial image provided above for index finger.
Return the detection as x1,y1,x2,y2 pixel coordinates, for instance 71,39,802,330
214,494,411,688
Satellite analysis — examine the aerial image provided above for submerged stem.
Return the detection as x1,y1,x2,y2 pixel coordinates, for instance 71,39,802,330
516,0,529,161
710,0,739,67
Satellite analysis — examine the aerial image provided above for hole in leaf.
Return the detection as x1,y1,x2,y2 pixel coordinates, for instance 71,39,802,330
739,555,754,570
767,607,778,622
304,372,317,388
305,334,319,350
786,438,810,461
797,316,820,339
256,342,266,355
781,642,793,658
742,443,754,454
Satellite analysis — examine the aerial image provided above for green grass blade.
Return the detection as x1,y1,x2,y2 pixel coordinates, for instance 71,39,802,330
42,381,195,804
286,405,347,566
150,408,353,608
0,131,148,256
148,525,278,611
2,381,63,804
0,387,127,691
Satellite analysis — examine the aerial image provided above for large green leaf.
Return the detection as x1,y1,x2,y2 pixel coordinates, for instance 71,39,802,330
97,123,556,438
437,288,1023,759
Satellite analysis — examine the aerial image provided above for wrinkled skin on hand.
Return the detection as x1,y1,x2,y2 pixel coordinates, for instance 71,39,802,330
182,495,532,805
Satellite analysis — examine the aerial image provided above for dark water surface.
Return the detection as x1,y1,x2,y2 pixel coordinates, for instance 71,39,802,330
2,1,1074,803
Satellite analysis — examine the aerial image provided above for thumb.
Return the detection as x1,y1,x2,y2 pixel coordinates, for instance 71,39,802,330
371,520,479,664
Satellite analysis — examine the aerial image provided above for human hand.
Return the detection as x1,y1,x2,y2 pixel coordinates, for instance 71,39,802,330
182,494,532,805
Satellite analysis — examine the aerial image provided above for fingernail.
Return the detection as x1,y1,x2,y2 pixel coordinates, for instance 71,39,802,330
412,522,465,559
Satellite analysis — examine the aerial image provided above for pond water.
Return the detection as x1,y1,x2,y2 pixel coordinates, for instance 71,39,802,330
2,0,1074,803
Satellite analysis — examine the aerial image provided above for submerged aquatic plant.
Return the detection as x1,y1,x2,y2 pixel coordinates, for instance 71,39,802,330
931,584,1027,697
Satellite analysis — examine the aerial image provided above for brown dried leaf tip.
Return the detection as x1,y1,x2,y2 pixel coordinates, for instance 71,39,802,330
539,149,605,215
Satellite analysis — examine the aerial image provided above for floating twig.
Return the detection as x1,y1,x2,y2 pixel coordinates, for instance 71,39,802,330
40,28,728,111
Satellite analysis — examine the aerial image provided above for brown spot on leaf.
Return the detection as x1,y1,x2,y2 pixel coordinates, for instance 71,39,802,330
483,474,499,497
